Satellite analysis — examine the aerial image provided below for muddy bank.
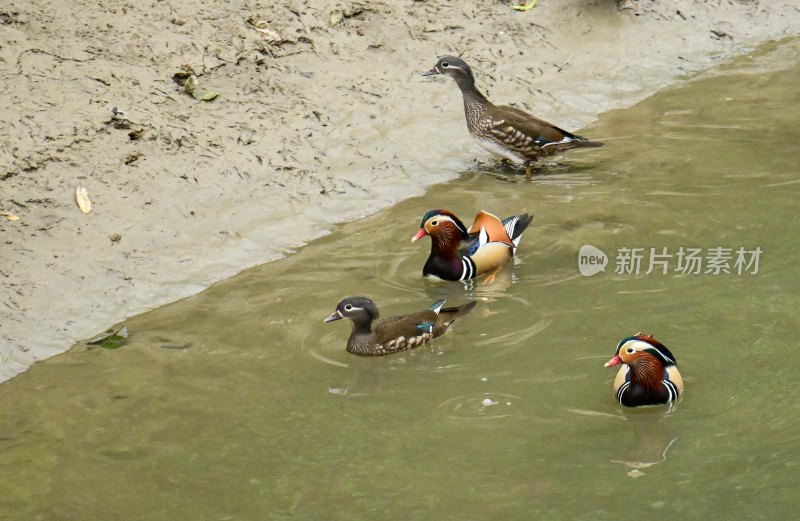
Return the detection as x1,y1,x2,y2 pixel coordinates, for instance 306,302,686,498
1,0,798,382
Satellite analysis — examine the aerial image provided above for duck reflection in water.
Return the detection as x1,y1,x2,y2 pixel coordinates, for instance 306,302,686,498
610,408,680,478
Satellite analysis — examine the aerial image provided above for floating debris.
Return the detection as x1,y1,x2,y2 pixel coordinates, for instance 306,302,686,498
87,325,128,350
159,342,192,350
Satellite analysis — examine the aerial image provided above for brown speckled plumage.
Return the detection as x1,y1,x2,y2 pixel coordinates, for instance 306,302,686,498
325,297,476,356
423,56,603,172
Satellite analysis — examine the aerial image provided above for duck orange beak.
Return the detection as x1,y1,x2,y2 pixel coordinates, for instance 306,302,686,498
411,229,428,242
604,354,623,368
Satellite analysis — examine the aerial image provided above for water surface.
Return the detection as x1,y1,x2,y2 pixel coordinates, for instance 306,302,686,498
1,39,799,520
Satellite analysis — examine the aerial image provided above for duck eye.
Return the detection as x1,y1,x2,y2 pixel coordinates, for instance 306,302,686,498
431,220,438,226
626,348,634,354
344,304,353,311
441,61,449,68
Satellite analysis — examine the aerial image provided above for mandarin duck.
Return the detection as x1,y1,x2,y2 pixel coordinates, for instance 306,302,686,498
324,296,476,356
423,56,603,176
605,333,684,407
412,209,533,282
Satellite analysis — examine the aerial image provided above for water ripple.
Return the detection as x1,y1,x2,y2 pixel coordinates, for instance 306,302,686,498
438,392,525,421
473,318,553,349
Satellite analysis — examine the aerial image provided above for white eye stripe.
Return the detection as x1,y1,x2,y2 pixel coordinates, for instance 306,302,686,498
623,340,675,365
427,214,468,235
623,340,650,352
431,215,456,225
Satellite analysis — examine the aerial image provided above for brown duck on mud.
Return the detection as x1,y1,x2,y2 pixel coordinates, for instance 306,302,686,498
423,56,603,176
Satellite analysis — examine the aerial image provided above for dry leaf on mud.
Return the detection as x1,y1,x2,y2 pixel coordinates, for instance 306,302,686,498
330,10,343,27
246,17,282,42
172,65,196,84
2,211,20,221
76,186,92,214
184,74,219,101
511,0,537,11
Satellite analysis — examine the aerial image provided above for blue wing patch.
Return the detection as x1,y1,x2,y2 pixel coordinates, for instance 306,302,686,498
416,321,435,333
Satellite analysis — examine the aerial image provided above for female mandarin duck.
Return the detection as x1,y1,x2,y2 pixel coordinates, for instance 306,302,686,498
324,296,476,356
605,333,684,407
411,209,532,282
423,56,603,176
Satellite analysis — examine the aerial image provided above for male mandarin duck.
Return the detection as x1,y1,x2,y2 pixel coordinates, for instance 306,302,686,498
324,296,476,356
605,333,684,407
412,209,533,282
423,56,603,176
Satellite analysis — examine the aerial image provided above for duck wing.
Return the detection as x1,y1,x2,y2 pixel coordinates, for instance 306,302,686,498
493,104,582,146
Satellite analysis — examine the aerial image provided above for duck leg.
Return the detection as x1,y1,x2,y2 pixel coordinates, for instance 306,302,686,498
483,268,503,285
525,162,534,179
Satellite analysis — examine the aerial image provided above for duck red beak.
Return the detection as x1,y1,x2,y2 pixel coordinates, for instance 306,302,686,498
411,229,428,242
604,354,623,368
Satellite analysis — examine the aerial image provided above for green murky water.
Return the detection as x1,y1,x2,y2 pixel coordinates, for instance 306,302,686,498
2,40,800,520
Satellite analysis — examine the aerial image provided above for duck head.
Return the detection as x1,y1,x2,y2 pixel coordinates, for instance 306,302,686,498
324,296,380,325
605,333,677,369
411,209,470,245
422,56,476,90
